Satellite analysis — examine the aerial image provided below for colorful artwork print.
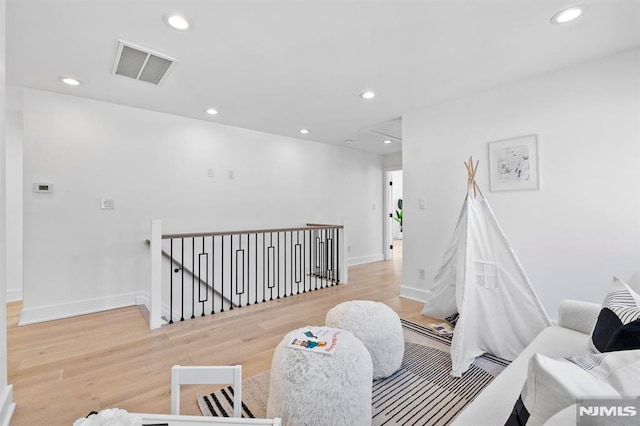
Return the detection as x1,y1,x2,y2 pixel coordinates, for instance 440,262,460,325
290,331,328,349
286,327,340,355
496,145,530,183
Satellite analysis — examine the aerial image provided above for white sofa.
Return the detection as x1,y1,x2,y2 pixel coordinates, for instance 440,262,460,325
453,273,640,425
452,298,602,426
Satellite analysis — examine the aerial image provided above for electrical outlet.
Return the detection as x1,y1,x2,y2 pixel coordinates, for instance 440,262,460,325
347,245,352,253
207,168,214,178
418,268,426,280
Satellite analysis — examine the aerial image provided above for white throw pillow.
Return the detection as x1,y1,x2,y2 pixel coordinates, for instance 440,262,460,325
503,350,640,426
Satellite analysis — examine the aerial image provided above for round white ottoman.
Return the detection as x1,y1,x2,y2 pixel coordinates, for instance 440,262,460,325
325,300,404,379
266,326,373,426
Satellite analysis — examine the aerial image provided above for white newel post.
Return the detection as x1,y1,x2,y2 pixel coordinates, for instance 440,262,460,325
150,219,163,329
339,226,348,284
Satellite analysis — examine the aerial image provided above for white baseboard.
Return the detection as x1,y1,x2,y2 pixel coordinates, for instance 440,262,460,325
348,253,384,266
135,293,176,326
0,385,15,426
400,285,430,303
6,289,22,303
19,292,143,326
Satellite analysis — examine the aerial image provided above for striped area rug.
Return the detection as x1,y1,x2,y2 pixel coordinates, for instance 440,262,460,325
198,319,509,425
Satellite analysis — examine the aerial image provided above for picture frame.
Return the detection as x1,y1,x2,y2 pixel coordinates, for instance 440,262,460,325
488,134,539,191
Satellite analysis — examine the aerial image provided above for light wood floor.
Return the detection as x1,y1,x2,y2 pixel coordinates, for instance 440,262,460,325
7,241,434,425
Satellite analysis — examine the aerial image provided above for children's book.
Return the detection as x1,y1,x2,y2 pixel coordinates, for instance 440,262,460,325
427,322,454,335
286,326,341,355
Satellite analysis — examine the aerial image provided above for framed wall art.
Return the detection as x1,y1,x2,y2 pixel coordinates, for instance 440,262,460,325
488,134,539,191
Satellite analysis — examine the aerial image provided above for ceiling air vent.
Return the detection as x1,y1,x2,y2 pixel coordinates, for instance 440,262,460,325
112,40,178,85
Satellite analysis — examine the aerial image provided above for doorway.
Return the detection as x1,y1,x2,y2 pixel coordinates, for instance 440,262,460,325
385,170,403,261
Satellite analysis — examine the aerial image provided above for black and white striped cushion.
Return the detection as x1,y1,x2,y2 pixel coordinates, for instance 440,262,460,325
591,277,640,353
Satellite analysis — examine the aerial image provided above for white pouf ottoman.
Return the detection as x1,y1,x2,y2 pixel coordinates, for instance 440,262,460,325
326,300,404,379
267,326,373,426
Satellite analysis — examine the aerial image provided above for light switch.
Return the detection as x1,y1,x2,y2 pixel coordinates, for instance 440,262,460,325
419,199,426,210
207,168,214,178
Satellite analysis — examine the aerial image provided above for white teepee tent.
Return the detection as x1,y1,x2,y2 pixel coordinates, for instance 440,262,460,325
422,158,551,377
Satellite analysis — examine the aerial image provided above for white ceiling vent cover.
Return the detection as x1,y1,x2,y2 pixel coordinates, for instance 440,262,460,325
112,40,178,85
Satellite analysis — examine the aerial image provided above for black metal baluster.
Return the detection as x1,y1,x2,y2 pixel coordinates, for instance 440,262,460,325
315,231,320,290
305,229,313,292
283,232,287,298
262,232,266,303
268,233,274,300
199,236,208,316
169,238,174,324
229,234,233,311
295,231,301,294
302,230,306,293
211,235,215,314
221,235,225,312
326,229,332,286
289,231,293,296
246,233,250,306
336,228,340,284
235,234,245,309
181,238,185,322
246,233,250,307
325,229,329,286
277,232,281,299
326,228,331,285
191,238,195,319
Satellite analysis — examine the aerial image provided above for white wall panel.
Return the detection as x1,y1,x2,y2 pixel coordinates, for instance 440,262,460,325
402,49,640,319
22,90,384,321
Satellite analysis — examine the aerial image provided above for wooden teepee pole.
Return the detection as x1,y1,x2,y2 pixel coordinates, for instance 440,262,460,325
464,156,485,199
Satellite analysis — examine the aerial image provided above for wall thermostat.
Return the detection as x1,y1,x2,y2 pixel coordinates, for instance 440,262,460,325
101,198,115,210
33,183,53,193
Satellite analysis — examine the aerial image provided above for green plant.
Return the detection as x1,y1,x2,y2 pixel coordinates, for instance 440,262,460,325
393,198,403,232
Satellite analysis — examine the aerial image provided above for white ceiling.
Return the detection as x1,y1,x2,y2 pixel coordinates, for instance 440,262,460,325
7,0,640,155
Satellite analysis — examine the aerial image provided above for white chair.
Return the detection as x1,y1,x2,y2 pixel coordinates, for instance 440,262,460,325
136,412,282,425
171,365,243,417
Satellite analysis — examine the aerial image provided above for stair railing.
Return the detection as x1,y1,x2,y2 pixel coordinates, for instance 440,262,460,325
148,221,347,329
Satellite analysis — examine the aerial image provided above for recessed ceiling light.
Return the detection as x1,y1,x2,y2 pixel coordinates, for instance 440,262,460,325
300,129,310,134
164,14,190,30
345,140,353,144
550,5,586,24
59,77,82,86
383,139,392,144
205,108,218,115
360,91,376,100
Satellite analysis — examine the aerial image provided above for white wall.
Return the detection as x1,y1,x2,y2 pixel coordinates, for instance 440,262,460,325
402,48,640,319
0,0,16,421
383,151,402,169
5,112,21,302
21,89,384,323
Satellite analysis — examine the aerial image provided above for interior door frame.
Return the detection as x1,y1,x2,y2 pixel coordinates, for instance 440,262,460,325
384,168,402,261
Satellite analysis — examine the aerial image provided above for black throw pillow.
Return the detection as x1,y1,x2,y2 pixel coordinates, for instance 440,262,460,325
605,318,640,352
